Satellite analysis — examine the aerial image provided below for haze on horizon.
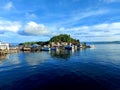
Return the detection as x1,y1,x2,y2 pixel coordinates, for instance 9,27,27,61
0,0,120,43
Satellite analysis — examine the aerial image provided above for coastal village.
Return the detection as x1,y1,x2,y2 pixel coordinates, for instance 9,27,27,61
0,41,9,55
0,34,95,55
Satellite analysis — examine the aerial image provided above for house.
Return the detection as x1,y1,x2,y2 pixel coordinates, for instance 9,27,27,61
50,42,68,47
0,41,9,51
31,44,41,51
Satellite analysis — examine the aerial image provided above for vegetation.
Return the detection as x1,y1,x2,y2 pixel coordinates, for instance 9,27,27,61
19,41,49,46
19,34,80,46
19,42,36,46
36,41,49,46
49,34,80,45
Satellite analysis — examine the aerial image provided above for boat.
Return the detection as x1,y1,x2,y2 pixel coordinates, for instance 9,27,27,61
65,45,74,50
90,45,96,48
41,47,50,51
51,46,57,50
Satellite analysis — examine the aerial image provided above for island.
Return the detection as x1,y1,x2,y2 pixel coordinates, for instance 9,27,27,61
19,34,91,51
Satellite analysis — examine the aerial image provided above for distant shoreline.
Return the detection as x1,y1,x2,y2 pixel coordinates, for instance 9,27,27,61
85,41,120,44
9,41,120,46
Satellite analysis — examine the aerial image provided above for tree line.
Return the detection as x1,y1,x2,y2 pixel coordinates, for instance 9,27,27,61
19,34,80,46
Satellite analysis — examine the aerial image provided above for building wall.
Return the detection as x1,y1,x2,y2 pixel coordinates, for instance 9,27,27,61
0,42,9,50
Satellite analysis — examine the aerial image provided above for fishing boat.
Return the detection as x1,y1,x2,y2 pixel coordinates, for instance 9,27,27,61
65,45,74,50
41,47,50,51
51,46,58,50
90,45,96,48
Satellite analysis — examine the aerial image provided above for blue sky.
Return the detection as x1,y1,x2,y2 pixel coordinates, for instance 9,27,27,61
0,0,120,43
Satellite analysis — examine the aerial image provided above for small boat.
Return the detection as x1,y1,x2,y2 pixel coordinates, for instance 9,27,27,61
90,45,96,48
41,47,50,51
65,45,74,50
51,47,57,50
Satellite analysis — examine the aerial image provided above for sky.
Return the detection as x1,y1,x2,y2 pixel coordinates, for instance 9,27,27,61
0,0,120,43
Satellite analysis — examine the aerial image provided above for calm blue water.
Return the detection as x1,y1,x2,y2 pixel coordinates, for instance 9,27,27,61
0,44,120,90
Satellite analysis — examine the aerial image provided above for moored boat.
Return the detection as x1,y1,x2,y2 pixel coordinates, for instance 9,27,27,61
90,45,96,48
65,45,74,50
51,46,57,50
41,47,50,51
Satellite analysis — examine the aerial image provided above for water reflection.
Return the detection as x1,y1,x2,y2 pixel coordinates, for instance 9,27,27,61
24,52,50,66
0,48,87,67
0,53,21,67
0,44,120,90
79,47,87,51
0,55,8,66
0,54,9,60
9,53,20,65
50,50,72,59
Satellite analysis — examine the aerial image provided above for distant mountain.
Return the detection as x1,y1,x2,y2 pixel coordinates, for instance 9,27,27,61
9,43,19,46
86,41,120,44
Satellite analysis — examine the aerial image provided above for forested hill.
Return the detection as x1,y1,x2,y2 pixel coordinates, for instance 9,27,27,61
86,41,120,44
49,34,80,44
19,34,80,46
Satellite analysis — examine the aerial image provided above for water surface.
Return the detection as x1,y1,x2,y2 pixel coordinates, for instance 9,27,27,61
0,44,120,90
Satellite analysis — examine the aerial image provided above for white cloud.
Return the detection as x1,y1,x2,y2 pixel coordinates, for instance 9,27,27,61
100,0,120,3
72,0,80,2
56,9,109,27
25,13,37,19
92,24,109,30
74,10,107,20
3,2,13,10
58,22,120,38
91,22,120,35
24,21,50,35
109,22,120,30
0,20,21,32
59,26,89,32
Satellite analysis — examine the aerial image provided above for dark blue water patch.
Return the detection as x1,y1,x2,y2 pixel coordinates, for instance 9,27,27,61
0,67,108,90
0,44,120,90
0,62,120,90
12,75,106,90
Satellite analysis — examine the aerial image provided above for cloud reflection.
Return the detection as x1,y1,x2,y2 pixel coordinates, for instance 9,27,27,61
25,52,50,66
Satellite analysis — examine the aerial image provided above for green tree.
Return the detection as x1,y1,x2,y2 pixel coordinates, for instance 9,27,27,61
49,34,80,45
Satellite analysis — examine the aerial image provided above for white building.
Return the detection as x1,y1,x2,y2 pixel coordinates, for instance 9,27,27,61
0,42,9,50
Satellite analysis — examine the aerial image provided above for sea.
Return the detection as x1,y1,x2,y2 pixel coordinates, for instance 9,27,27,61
0,44,120,90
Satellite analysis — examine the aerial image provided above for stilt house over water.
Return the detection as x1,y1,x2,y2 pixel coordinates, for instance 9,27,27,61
0,41,9,51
